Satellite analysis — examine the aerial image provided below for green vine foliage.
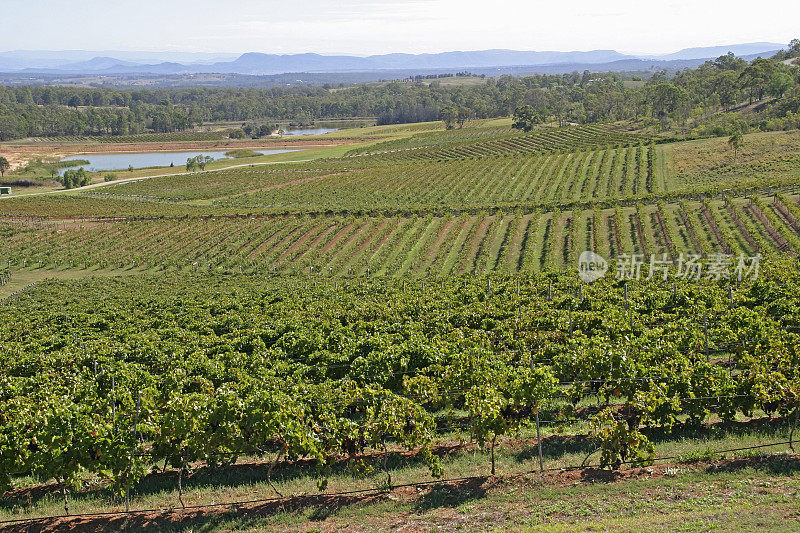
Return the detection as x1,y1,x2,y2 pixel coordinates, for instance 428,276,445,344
2,257,800,490
590,407,655,469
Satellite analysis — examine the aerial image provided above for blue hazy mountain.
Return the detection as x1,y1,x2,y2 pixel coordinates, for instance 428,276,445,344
0,43,785,76
647,42,784,60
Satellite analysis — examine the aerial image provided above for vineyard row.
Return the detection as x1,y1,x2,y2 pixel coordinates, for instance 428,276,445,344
2,194,799,275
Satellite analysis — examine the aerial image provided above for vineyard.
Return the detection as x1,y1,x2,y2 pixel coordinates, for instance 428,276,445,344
1,263,799,524
2,192,800,274
342,124,657,163
2,118,800,529
15,131,235,145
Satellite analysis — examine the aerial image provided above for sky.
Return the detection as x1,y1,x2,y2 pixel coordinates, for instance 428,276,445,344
2,0,798,55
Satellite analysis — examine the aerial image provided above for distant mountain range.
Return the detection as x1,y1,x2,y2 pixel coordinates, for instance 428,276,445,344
0,43,785,78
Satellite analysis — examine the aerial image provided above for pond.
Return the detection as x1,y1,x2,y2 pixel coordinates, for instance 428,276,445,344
282,127,339,136
59,149,298,175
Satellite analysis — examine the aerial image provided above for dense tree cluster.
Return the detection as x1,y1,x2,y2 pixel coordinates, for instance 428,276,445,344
0,41,798,141
58,168,90,189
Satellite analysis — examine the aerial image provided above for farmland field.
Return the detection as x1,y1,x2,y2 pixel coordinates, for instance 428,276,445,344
3,125,800,273
2,117,800,531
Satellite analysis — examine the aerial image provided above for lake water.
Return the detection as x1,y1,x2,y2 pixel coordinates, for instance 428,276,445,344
60,149,297,175
282,127,338,136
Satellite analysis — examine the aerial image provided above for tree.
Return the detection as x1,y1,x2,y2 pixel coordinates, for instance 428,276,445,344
187,155,213,172
728,128,744,161
440,106,458,129
0,156,9,177
645,83,689,125
768,72,794,98
714,71,742,111
59,168,90,189
712,52,746,71
258,124,279,137
739,58,777,103
457,107,474,128
512,105,546,132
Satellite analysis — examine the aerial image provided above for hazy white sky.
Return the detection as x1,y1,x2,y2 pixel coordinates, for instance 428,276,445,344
3,0,798,54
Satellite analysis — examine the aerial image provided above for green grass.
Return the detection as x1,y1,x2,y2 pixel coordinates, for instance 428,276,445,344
1,417,796,530
663,130,800,188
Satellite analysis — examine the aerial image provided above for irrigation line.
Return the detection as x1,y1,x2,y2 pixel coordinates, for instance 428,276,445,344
0,440,793,527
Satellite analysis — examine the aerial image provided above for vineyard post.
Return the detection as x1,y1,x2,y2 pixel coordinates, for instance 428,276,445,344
134,392,141,442
111,375,116,431
704,315,709,362
535,409,544,473
178,454,186,509
490,434,497,476
548,281,552,301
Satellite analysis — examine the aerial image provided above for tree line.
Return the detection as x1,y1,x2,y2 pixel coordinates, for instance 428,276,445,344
0,40,798,141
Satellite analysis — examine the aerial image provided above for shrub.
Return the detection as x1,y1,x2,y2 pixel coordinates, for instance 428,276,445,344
60,168,91,189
